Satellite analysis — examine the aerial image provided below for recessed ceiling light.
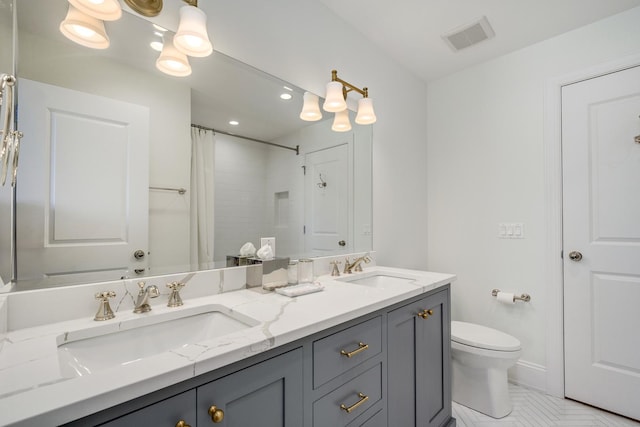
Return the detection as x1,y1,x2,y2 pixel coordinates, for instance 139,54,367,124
150,41,163,52
280,93,292,100
229,120,239,126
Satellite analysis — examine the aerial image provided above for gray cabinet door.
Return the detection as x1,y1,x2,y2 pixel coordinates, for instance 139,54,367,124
388,289,451,427
197,348,303,427
99,389,196,427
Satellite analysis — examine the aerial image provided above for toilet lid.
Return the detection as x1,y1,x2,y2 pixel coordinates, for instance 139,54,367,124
451,321,521,351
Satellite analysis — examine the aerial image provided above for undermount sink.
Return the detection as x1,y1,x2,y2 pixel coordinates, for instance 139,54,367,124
337,270,420,289
57,305,258,378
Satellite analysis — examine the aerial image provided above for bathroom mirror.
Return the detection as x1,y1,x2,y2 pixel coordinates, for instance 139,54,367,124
0,0,372,290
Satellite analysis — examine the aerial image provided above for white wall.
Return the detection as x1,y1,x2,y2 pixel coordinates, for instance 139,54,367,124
17,32,192,277
206,0,429,269
426,7,640,390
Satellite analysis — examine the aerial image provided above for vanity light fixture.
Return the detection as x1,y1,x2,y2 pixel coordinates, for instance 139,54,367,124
322,70,377,127
155,35,192,77
299,92,323,122
173,0,213,58
60,4,111,49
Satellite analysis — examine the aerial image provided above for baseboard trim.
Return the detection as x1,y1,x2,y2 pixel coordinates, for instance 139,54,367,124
508,359,547,393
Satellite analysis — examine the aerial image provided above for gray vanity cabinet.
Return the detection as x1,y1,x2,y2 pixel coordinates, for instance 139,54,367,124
387,288,452,427
63,285,454,427
196,348,304,426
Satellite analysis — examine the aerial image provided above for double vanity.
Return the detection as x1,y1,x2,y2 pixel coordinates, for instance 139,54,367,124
0,262,456,427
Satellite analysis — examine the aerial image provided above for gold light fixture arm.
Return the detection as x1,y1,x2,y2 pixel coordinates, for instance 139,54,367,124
182,0,198,6
331,70,369,99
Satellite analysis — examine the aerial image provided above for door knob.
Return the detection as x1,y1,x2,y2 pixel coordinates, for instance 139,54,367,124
338,240,346,247
133,249,145,260
568,251,583,262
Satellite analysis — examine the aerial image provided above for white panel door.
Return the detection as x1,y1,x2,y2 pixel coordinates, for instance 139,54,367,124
304,144,350,255
17,79,149,285
562,65,640,421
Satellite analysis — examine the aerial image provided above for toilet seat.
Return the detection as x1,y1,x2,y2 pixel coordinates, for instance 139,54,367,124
452,321,521,352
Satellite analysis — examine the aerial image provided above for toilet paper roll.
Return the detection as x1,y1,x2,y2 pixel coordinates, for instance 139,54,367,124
496,291,515,304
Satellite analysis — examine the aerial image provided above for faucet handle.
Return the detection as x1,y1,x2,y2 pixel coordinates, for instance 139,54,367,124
330,261,342,277
167,281,185,307
94,291,116,321
343,257,351,274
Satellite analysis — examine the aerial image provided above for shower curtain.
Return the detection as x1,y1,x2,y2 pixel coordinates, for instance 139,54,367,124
190,127,215,269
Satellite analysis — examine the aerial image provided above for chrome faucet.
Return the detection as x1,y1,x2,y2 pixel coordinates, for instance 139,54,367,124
343,253,371,274
133,281,160,313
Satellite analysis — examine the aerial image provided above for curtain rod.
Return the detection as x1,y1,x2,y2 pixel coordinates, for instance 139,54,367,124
191,124,299,155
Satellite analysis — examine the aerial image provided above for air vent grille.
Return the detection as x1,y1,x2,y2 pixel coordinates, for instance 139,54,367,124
443,16,495,52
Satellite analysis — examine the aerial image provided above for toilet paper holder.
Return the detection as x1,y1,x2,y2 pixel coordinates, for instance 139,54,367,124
491,289,531,302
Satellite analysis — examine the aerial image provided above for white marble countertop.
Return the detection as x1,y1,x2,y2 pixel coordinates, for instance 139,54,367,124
0,266,454,427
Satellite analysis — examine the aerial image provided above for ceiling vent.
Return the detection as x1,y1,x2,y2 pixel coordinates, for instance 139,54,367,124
442,16,495,52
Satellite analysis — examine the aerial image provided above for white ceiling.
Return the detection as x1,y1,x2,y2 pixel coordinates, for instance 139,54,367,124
317,0,640,82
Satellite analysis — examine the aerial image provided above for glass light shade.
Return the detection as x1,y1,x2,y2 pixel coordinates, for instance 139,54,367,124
355,98,377,125
173,5,213,57
59,5,110,50
299,92,323,121
323,81,347,112
331,109,352,132
68,0,122,21
156,37,192,77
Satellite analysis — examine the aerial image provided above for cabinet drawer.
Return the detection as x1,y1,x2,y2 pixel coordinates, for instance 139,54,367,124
99,389,196,427
313,363,382,427
313,316,382,388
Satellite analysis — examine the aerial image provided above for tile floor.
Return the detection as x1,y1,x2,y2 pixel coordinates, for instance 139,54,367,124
452,383,640,427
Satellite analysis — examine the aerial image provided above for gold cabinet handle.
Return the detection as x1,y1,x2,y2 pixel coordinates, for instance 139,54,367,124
208,405,225,423
340,342,369,358
175,421,191,427
417,309,434,319
340,392,369,413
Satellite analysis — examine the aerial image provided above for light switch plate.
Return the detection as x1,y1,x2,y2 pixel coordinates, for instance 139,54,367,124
498,223,524,239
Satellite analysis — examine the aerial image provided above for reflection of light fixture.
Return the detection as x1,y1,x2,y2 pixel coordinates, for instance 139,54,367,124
300,92,323,121
60,4,110,49
332,109,352,132
69,0,122,21
155,36,191,77
229,120,239,126
315,69,376,130
280,93,292,100
174,0,213,57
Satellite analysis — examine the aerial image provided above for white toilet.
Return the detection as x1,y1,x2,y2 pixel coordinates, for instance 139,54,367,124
451,321,521,418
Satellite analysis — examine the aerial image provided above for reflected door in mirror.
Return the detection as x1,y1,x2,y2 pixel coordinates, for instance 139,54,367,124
304,143,349,254
16,79,149,285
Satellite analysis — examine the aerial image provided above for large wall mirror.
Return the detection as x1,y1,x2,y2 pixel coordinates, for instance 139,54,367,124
0,0,372,290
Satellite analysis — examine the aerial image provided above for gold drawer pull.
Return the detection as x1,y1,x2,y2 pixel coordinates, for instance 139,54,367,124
175,421,191,427
340,392,369,413
417,309,434,319
340,342,369,358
